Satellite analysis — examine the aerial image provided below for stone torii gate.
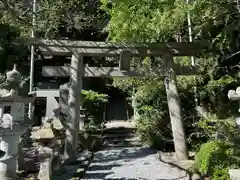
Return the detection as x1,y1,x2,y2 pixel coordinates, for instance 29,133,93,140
29,39,207,162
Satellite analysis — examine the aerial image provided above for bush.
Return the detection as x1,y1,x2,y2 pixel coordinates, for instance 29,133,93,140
82,90,108,126
136,105,170,148
134,81,172,149
212,169,230,180
193,140,240,178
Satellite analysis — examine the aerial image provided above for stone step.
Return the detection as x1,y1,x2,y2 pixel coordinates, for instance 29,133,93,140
104,136,140,142
104,141,142,148
102,127,136,133
103,132,136,139
103,137,142,148
102,133,142,148
104,121,136,129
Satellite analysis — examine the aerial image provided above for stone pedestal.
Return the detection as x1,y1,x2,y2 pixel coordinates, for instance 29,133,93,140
31,125,55,180
38,145,53,180
0,134,19,179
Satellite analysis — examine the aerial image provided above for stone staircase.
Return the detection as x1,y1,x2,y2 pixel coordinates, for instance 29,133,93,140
102,121,142,148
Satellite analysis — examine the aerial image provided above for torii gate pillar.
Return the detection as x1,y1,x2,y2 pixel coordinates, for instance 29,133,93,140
64,54,84,163
163,55,189,161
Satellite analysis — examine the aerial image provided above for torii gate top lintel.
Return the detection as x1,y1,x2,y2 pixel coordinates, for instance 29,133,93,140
28,39,208,57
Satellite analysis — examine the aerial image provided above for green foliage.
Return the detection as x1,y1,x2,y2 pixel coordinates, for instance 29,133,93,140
133,77,199,149
198,116,239,140
84,117,103,134
189,114,240,151
82,90,108,104
0,23,28,73
193,116,240,178
80,90,107,150
81,90,108,128
189,0,240,54
35,0,108,38
0,0,108,38
134,80,170,148
212,169,230,180
101,0,188,42
194,140,219,175
136,105,168,148
193,140,239,177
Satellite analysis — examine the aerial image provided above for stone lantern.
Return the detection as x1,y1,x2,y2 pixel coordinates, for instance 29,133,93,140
31,121,56,180
0,64,36,179
31,106,65,180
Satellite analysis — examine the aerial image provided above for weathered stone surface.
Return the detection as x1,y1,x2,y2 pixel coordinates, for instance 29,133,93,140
229,169,240,180
1,114,13,129
11,103,25,122
38,146,53,180
0,135,19,179
59,83,70,120
164,55,188,161
59,84,85,131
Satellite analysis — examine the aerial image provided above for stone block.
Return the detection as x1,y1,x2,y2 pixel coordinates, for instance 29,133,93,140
229,169,240,180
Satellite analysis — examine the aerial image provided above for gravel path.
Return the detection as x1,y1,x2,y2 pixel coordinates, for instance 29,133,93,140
82,147,190,180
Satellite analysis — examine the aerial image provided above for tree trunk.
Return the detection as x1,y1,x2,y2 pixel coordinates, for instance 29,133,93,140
163,55,189,161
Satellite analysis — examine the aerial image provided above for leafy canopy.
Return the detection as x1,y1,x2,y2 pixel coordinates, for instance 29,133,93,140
101,0,188,43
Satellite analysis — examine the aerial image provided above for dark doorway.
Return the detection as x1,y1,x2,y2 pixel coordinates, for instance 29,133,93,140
105,86,130,122
33,98,46,126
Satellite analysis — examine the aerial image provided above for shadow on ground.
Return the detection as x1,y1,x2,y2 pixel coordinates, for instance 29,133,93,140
84,147,189,180
159,158,195,180
93,147,156,163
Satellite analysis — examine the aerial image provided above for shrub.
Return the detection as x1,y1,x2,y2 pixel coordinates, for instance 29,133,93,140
136,110,167,149
193,140,240,178
212,168,230,180
134,81,171,149
82,90,108,126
